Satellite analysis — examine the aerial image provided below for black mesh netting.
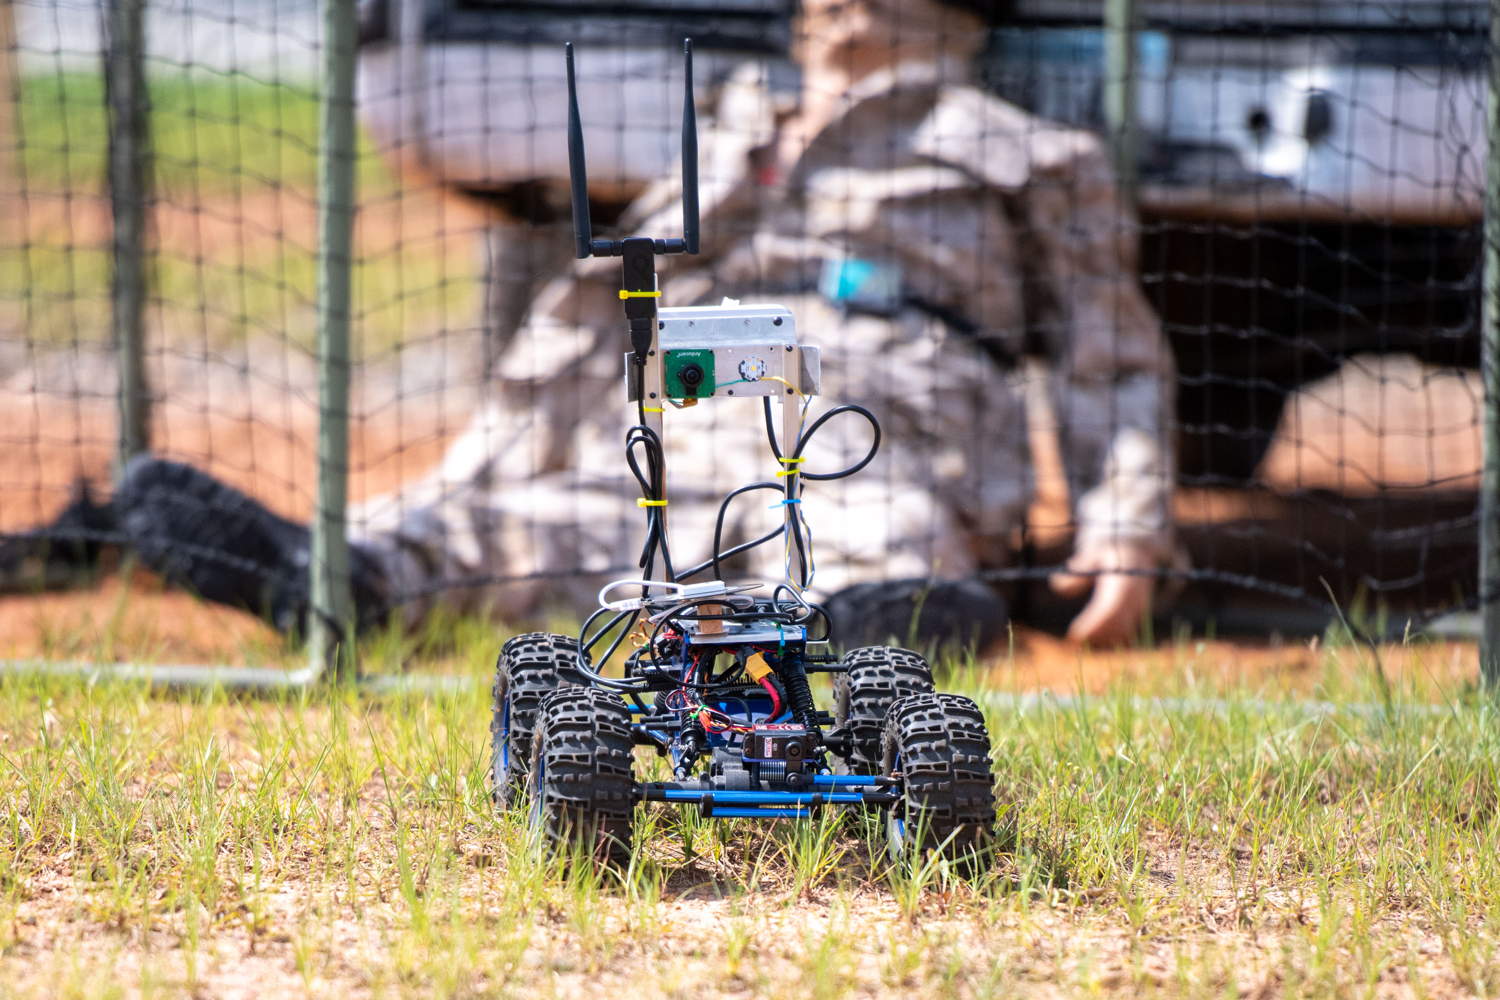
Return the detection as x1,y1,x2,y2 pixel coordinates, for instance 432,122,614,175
0,0,1490,648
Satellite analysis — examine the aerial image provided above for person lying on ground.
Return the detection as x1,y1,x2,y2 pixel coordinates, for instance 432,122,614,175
2,0,1177,651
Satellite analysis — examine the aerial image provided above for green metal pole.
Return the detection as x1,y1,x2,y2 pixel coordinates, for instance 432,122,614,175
1483,0,1500,687
105,0,151,474
1,1,16,197
1103,0,1139,208
308,0,359,680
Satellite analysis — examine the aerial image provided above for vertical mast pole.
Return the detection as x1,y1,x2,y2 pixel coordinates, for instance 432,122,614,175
1481,0,1500,686
308,0,359,679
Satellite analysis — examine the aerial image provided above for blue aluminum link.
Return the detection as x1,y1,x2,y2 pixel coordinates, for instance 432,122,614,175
810,774,884,787
710,807,811,818
659,789,867,805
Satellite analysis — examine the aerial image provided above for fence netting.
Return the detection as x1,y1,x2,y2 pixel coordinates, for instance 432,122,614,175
0,0,1489,661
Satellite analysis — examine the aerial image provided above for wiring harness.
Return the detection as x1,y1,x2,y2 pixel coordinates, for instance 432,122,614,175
572,393,881,693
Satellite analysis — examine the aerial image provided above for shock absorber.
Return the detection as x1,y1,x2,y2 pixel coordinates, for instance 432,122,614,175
674,716,707,779
771,652,818,732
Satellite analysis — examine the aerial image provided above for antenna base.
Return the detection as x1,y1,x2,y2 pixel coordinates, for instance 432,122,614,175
588,237,692,259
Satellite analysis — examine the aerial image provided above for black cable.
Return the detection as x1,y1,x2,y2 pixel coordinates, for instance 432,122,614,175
760,398,881,591
704,481,783,581
576,604,650,692
802,602,833,642
772,582,817,624
760,397,882,481
673,525,784,583
672,400,884,587
624,421,674,581
587,395,883,686
785,487,810,589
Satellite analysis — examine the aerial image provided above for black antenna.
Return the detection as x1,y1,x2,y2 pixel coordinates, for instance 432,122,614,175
565,42,593,260
681,38,700,255
561,41,698,261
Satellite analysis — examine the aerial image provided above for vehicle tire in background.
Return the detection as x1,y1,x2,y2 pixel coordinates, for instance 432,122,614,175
490,631,590,808
833,645,934,771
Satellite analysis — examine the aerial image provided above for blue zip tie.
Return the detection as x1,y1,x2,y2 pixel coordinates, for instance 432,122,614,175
768,497,802,508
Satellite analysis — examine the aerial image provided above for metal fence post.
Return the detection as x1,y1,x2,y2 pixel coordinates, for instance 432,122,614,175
1103,0,1139,207
308,0,359,680
1483,0,1500,686
1,0,16,196
105,0,151,473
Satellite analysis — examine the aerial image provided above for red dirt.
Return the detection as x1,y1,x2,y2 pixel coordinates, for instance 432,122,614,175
994,625,1476,696
0,372,461,666
11,184,494,262
0,568,286,665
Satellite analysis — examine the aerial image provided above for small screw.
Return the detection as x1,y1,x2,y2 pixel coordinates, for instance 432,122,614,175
727,389,735,395
658,321,664,329
649,392,657,399
650,350,658,357
773,317,783,326
786,387,794,394
784,345,793,351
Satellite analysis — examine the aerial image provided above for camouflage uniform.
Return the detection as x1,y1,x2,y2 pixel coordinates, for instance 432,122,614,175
351,58,1176,626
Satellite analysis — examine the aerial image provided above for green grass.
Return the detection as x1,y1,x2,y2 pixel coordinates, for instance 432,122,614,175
0,617,1496,997
17,71,393,197
5,72,476,351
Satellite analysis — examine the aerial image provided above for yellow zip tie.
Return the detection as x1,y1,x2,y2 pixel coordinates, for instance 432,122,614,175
618,289,662,300
777,456,805,464
776,469,801,478
642,406,664,413
637,498,668,507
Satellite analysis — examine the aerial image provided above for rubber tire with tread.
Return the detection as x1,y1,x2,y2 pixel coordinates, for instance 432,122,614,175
490,632,590,808
882,692,997,866
833,646,935,771
530,688,636,864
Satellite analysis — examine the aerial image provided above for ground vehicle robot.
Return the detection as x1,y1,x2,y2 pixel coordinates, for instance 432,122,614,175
489,40,998,865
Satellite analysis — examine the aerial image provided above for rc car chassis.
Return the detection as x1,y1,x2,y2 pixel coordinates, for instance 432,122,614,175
488,40,998,866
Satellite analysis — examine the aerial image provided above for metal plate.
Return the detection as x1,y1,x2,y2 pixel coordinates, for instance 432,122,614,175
686,625,807,646
626,303,821,399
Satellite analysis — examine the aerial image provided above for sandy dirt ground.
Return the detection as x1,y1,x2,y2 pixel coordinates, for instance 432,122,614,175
0,667,1491,1000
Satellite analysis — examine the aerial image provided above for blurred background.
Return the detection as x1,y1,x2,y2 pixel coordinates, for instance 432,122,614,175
0,0,1488,664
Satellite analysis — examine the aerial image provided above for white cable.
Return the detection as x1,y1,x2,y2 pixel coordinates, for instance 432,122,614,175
597,577,734,612
597,579,682,612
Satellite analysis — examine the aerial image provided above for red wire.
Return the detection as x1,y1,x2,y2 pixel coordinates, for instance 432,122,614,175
756,676,782,717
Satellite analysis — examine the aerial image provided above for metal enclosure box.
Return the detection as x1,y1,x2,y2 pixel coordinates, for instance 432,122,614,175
625,304,822,400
